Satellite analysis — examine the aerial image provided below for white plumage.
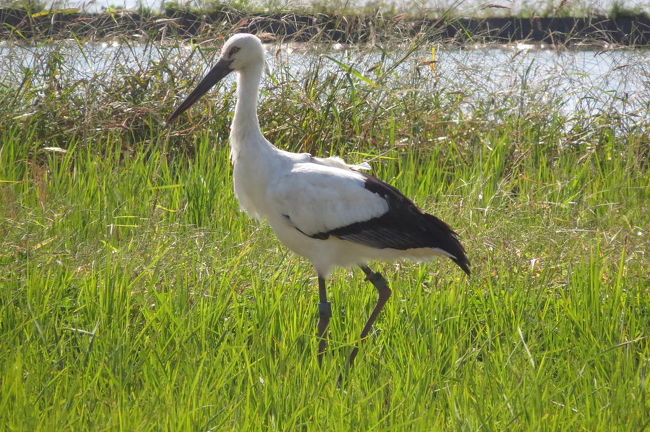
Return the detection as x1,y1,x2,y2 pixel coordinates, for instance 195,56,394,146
168,33,470,370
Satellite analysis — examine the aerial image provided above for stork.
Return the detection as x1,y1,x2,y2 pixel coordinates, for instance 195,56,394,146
167,33,470,370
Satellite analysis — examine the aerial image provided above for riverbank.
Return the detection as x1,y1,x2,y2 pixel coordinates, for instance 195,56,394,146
1,6,649,45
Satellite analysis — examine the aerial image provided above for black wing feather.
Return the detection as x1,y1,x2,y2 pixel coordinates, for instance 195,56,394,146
309,174,471,275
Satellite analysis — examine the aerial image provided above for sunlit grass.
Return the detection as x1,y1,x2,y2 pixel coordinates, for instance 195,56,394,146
0,38,648,431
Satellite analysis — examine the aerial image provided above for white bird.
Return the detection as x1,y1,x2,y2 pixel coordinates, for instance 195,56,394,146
167,33,470,369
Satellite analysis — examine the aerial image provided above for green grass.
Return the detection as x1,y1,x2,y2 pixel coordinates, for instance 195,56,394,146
0,40,649,431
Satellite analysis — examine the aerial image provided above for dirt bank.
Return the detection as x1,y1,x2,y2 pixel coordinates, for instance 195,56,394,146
1,7,648,45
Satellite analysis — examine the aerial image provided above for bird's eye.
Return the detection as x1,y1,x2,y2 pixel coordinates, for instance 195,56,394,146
228,46,241,58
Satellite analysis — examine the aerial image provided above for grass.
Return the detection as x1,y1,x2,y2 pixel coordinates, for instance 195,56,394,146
0,36,649,430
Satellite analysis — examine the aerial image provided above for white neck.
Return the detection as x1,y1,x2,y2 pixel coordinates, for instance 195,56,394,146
231,63,266,150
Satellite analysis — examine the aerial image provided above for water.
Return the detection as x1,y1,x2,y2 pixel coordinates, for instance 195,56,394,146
0,40,648,127
38,0,650,14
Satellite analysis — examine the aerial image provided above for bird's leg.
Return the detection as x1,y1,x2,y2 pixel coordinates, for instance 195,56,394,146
347,265,392,368
317,276,332,366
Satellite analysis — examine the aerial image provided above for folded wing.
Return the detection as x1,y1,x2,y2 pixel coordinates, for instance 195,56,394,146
270,163,470,274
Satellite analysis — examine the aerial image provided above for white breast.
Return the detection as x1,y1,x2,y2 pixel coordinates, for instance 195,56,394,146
230,136,293,220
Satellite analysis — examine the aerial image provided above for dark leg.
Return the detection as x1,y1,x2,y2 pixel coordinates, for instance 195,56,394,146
317,276,332,366
347,265,392,368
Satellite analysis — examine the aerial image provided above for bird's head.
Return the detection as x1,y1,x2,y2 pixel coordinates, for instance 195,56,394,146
221,33,265,71
166,33,264,123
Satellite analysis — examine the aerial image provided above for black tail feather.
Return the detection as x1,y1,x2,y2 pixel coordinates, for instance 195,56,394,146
421,213,470,275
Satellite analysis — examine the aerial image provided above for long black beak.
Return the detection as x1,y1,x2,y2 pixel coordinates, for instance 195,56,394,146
166,58,234,123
